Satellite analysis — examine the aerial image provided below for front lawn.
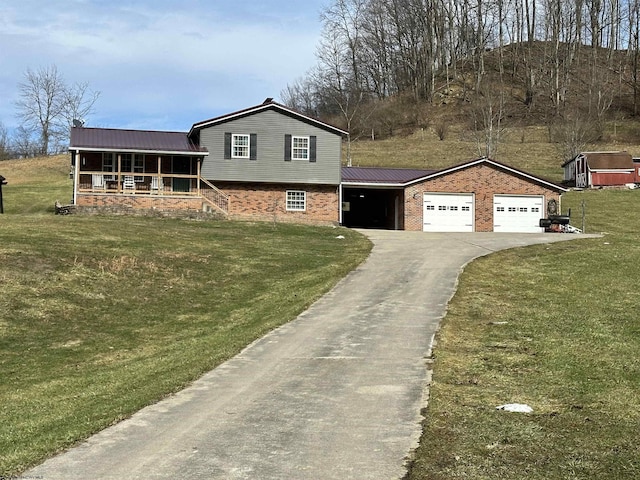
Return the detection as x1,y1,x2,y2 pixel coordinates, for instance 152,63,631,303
0,212,371,475
408,188,640,479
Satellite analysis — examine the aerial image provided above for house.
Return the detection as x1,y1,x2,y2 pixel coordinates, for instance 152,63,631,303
69,99,347,224
341,158,567,233
562,151,640,188
70,99,568,232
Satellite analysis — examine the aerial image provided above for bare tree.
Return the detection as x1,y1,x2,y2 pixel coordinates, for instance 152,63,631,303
12,125,39,158
470,84,507,158
0,122,11,160
15,65,99,155
60,81,100,131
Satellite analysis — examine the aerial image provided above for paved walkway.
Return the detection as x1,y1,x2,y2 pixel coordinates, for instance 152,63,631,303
27,231,596,480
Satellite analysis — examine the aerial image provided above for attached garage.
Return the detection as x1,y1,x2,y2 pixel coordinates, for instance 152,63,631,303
341,158,567,232
493,195,544,233
423,193,474,232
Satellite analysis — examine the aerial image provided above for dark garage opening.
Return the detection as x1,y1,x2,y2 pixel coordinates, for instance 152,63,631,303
342,188,404,229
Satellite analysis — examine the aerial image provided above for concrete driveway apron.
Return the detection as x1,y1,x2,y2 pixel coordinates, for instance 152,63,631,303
27,231,596,480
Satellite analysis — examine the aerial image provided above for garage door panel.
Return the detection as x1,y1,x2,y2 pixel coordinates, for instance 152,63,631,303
494,195,544,233
423,193,474,232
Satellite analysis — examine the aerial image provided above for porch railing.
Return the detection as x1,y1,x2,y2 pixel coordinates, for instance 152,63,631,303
77,171,199,195
200,178,229,214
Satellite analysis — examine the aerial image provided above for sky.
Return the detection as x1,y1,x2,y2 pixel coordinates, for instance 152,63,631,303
0,0,327,133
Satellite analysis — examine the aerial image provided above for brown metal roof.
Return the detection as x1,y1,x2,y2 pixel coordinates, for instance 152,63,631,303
342,158,567,192
342,166,437,184
69,127,208,154
583,151,634,170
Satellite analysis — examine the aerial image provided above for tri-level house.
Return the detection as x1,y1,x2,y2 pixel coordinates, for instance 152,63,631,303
69,99,347,224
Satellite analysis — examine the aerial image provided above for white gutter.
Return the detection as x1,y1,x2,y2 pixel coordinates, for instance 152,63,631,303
70,147,209,156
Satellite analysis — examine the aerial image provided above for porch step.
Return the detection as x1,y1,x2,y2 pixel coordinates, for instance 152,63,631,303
200,179,229,215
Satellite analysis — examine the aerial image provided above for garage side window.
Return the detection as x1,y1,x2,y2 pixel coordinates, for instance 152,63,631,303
286,190,306,211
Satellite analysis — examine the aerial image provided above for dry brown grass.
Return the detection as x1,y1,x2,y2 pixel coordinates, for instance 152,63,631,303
1,155,69,184
347,123,640,182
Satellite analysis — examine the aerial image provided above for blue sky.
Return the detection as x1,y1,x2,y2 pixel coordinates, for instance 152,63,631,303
0,0,327,133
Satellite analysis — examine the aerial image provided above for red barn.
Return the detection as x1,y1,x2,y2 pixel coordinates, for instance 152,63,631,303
563,151,640,188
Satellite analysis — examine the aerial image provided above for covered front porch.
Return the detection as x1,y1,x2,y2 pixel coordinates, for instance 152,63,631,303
73,151,203,196
69,125,229,214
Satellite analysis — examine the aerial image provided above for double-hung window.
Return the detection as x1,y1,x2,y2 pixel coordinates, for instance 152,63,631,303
292,136,309,160
232,134,250,158
286,190,306,211
102,153,115,180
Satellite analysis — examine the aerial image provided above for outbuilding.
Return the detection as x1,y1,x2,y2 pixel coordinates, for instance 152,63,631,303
562,151,640,188
341,157,567,233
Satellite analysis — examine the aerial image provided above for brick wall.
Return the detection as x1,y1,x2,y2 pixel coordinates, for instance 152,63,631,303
404,164,562,232
215,182,340,225
77,194,204,212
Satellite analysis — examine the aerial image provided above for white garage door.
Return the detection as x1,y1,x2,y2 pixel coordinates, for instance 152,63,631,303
423,193,474,232
493,195,544,233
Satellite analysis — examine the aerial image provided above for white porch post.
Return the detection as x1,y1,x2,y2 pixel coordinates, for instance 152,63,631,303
73,150,80,204
197,158,201,196
157,156,162,195
339,183,343,225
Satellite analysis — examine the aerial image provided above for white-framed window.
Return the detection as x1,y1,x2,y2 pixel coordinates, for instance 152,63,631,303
232,134,250,158
102,153,115,180
121,154,145,182
292,136,309,160
286,190,306,211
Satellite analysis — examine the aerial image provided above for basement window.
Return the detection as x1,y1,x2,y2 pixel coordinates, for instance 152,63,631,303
286,190,306,211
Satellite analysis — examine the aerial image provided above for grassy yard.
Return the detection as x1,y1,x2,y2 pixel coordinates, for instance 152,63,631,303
408,188,640,479
348,124,640,182
0,157,372,475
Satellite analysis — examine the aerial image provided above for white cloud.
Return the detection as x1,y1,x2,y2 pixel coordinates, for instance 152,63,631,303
0,0,326,131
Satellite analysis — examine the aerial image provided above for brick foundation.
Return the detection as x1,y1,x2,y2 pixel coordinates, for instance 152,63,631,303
404,164,562,232
77,193,204,211
215,182,340,225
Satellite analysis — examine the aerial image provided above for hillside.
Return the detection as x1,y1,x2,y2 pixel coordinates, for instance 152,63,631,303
346,121,640,182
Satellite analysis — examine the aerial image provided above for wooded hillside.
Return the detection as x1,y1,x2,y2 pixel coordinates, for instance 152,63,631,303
283,0,640,161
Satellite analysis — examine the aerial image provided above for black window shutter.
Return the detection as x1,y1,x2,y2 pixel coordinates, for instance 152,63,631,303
250,134,257,160
284,134,292,161
224,132,231,159
309,136,317,162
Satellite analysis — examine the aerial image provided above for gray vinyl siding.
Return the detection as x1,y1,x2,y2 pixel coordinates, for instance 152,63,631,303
199,110,342,185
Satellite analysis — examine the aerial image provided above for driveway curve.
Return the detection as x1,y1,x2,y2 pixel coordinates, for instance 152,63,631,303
28,231,597,480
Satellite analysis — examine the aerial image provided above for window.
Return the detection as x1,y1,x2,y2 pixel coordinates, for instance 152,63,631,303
103,153,115,180
292,136,309,160
284,135,316,162
232,134,250,158
120,154,145,182
286,190,306,211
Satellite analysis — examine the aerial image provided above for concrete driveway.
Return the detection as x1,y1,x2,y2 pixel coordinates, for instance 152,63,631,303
27,231,597,480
